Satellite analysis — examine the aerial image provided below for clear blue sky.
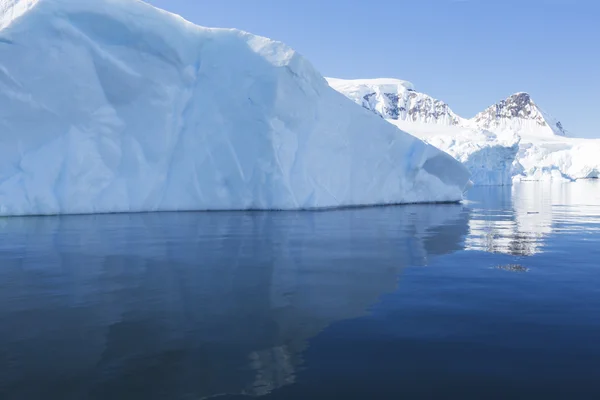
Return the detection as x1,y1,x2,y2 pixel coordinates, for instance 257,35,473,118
146,0,600,138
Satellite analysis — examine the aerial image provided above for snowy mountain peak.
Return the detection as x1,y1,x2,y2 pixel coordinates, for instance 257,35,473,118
472,92,567,137
326,77,464,126
330,77,570,138
331,77,600,186
326,77,416,94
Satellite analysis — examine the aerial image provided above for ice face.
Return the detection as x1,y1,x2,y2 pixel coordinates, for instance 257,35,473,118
0,0,470,216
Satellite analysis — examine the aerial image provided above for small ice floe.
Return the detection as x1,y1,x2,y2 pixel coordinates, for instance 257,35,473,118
494,264,530,273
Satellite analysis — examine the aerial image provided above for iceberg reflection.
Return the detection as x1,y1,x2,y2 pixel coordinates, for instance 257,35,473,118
0,205,469,398
1,182,599,398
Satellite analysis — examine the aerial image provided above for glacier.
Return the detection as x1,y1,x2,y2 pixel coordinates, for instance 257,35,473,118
328,78,600,186
0,0,471,216
389,122,521,187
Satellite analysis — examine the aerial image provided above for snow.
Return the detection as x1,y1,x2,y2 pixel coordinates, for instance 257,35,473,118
0,0,38,30
330,78,600,186
514,134,600,182
389,121,520,186
325,77,416,97
326,77,464,125
0,0,470,216
469,92,568,137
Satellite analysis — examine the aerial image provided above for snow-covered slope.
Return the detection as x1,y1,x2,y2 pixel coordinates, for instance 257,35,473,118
330,78,599,185
326,78,464,125
389,122,520,186
0,0,470,216
515,136,600,181
471,92,568,137
470,93,600,182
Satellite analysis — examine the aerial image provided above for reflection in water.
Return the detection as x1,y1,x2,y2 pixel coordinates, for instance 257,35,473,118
0,205,469,399
465,180,600,256
1,181,599,399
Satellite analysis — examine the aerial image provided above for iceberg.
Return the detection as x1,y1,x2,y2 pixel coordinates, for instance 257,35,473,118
0,0,470,216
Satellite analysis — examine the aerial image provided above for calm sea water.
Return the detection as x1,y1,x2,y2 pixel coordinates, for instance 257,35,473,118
1,181,599,399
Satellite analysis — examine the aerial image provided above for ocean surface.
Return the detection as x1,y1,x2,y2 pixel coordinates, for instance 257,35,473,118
1,181,599,399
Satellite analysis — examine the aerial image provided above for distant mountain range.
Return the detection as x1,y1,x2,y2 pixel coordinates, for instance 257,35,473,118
326,78,567,137
328,77,599,186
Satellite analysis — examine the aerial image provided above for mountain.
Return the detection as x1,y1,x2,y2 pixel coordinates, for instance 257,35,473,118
471,92,568,137
329,78,600,185
0,0,470,216
326,78,464,126
327,79,566,136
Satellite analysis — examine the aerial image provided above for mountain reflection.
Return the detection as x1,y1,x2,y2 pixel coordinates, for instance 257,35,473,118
465,180,600,256
0,205,469,399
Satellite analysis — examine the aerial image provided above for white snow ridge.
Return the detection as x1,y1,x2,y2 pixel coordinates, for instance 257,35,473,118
0,0,470,216
329,78,600,186
326,78,464,126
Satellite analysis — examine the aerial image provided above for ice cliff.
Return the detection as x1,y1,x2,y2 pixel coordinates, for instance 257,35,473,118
0,0,470,216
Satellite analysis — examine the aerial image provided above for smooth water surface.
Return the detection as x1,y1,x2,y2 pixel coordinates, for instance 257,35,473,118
1,181,599,399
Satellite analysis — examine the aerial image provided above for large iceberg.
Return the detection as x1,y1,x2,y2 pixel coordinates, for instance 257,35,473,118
0,0,470,216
